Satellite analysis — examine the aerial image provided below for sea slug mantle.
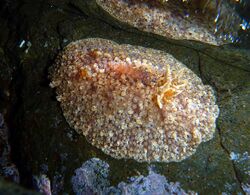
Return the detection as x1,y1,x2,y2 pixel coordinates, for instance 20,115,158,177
49,38,219,162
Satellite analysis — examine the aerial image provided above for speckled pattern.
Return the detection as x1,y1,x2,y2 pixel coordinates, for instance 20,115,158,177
96,0,241,45
49,38,219,162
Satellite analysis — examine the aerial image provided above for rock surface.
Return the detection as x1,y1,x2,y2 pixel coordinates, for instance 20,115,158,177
0,178,39,195
0,0,249,194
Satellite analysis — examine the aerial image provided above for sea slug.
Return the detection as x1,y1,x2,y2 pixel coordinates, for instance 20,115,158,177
49,38,219,162
96,0,241,45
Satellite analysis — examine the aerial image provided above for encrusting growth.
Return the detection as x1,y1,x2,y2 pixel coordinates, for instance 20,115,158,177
49,38,219,162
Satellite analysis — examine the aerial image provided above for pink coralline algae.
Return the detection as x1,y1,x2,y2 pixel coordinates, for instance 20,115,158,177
49,38,219,162
33,175,52,195
71,158,197,194
96,0,242,45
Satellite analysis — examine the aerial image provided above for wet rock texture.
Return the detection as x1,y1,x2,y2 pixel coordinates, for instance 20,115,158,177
0,178,39,195
0,0,249,194
0,114,20,183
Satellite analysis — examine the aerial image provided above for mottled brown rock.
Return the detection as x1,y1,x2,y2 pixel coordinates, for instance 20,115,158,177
49,38,219,162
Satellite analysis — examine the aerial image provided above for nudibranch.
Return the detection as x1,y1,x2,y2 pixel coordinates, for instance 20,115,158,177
96,0,241,45
49,38,219,162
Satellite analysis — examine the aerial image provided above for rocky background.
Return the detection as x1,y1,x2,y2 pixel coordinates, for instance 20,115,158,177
0,0,249,194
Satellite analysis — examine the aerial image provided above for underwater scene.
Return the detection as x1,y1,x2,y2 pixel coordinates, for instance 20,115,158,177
0,0,249,194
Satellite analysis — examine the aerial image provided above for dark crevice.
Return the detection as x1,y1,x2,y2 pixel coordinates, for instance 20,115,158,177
197,51,249,104
217,126,246,194
198,51,246,194
198,51,250,73
96,15,127,31
56,22,65,50
2,0,35,190
199,56,247,193
197,51,219,93
197,51,208,83
190,45,249,72
66,2,89,18
197,46,249,72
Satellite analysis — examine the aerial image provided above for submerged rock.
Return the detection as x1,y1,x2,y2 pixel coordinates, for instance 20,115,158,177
0,178,39,195
0,0,249,193
0,113,20,183
96,0,242,45
49,38,219,162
